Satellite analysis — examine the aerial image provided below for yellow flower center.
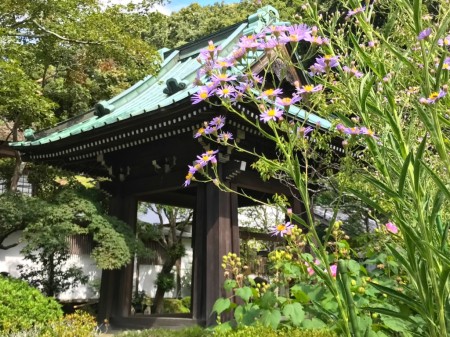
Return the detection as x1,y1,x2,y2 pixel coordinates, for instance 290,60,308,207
202,155,210,161
276,224,286,231
222,88,230,94
282,98,292,104
265,89,275,96
199,91,208,99
304,85,314,92
267,109,276,117
429,92,439,99
185,173,193,180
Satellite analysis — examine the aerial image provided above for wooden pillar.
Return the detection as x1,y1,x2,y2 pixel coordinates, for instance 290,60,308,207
191,184,207,321
191,182,239,326
98,187,137,321
291,197,309,226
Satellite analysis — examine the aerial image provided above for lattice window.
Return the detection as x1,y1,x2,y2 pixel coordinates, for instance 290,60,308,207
0,175,32,195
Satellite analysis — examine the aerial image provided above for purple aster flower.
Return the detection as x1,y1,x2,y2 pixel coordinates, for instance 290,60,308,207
275,94,301,106
209,116,226,129
442,57,450,70
418,28,432,40
367,41,376,48
199,40,222,60
269,222,294,237
259,38,280,50
438,35,450,46
264,25,288,37
298,126,313,137
297,84,323,95
216,85,236,99
214,58,235,69
230,47,247,61
194,126,207,138
420,90,446,104
258,88,283,99
192,86,214,104
304,35,326,45
360,127,378,139
310,55,339,75
343,66,363,78
196,149,219,167
346,6,365,19
280,24,312,43
247,72,263,85
218,131,233,142
344,127,360,135
336,124,346,133
238,35,259,50
317,55,339,68
260,106,283,122
212,73,237,84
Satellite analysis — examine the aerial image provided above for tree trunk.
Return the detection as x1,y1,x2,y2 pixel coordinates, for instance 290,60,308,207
10,150,23,192
9,125,24,192
152,260,176,314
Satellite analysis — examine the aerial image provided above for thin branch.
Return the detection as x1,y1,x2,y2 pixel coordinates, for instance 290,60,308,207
32,20,115,45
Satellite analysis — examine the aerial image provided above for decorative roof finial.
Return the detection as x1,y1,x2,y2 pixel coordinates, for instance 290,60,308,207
163,78,186,96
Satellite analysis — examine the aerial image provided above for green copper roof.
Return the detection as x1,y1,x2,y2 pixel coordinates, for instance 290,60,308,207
10,6,331,150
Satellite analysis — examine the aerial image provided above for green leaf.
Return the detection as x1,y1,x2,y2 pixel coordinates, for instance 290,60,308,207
212,298,231,315
363,175,400,200
360,74,375,115
260,308,281,329
381,315,410,332
241,305,261,326
398,152,412,197
282,302,305,326
348,188,386,214
413,135,427,193
224,279,237,292
368,282,425,316
302,318,327,329
343,259,360,275
259,291,277,309
421,160,450,200
236,286,253,303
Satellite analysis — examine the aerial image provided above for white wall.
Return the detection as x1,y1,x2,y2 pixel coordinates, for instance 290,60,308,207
0,231,193,302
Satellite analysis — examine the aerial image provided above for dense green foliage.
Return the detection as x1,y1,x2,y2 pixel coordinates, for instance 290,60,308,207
0,276,62,333
214,326,337,337
116,326,336,337
189,0,450,336
41,311,98,337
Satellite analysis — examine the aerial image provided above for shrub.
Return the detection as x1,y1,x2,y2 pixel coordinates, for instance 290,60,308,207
42,311,97,337
117,326,206,337
0,276,62,333
214,326,337,337
163,298,190,314
181,296,191,309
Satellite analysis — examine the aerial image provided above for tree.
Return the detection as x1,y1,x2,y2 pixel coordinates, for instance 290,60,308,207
0,0,163,190
139,204,192,314
1,173,141,296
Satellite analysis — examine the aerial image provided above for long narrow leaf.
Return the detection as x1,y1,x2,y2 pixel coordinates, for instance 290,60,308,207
414,136,427,194
421,160,450,200
348,188,386,214
362,307,415,323
369,282,426,316
398,152,412,197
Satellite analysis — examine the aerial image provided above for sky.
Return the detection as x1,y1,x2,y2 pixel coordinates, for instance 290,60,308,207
107,0,241,15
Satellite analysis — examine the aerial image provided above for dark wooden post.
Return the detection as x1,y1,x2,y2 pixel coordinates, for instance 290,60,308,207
191,181,239,326
191,184,207,322
98,186,137,321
